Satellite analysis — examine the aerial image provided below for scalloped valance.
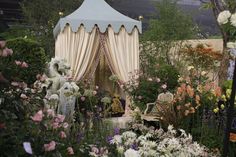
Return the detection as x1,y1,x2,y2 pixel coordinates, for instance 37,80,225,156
53,0,142,37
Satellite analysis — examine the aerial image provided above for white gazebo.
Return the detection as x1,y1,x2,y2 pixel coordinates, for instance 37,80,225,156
53,0,142,84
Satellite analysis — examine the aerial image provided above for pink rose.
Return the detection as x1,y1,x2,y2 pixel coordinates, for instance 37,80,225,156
1,49,9,57
0,41,6,48
15,60,22,66
20,93,28,99
52,122,60,129
21,62,29,68
81,96,86,101
44,141,56,152
54,114,65,123
60,131,67,139
67,147,74,155
31,110,44,122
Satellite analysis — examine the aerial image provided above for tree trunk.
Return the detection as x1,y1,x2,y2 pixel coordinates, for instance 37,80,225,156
218,48,230,85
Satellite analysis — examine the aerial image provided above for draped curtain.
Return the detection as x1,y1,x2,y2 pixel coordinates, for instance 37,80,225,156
103,27,139,83
55,25,100,81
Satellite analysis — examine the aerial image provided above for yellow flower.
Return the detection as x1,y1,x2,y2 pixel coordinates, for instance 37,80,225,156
213,108,219,113
226,89,232,99
220,104,225,110
221,95,227,101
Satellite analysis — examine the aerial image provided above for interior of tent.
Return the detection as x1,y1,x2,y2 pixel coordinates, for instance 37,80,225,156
53,0,142,114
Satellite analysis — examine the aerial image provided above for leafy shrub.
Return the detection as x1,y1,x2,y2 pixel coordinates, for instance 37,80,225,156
3,38,47,84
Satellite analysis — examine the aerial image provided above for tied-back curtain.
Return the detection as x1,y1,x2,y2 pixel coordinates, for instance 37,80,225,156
55,25,100,81
104,27,139,83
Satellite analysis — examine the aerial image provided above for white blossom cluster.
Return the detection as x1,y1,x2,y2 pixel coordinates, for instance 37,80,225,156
110,125,220,157
217,10,236,49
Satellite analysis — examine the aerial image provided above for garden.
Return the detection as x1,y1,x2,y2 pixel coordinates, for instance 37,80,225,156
0,0,236,157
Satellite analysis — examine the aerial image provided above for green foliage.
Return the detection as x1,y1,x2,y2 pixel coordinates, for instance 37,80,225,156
143,0,196,42
3,38,47,84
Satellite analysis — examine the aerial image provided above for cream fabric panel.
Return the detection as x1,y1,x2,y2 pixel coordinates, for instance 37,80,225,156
55,26,100,81
105,27,139,83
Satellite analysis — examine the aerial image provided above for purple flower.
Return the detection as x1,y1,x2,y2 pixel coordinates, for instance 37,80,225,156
131,143,138,150
106,136,113,143
114,127,120,135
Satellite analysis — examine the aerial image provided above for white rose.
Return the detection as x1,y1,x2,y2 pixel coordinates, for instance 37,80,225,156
217,10,231,25
124,148,140,157
227,42,236,49
230,13,236,27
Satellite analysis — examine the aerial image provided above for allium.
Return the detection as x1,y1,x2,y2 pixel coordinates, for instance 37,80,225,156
217,10,231,25
124,148,140,157
230,13,236,27
67,147,74,155
44,141,56,152
31,110,44,122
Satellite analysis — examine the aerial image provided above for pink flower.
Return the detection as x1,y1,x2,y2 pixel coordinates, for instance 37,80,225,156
54,114,65,123
60,131,67,139
95,86,99,90
52,122,60,129
138,96,142,100
161,84,167,89
36,74,41,80
67,147,74,155
31,110,44,122
0,41,6,48
1,49,9,57
15,60,22,65
21,62,29,68
44,141,56,152
1,48,13,57
81,96,86,101
63,122,69,129
20,93,28,99
11,82,19,87
47,109,55,117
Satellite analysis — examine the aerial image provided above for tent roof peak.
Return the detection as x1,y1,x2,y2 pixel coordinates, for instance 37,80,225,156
53,0,142,37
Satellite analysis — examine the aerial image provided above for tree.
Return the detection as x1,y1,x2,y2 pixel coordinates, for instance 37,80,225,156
141,0,197,66
21,0,115,56
199,0,236,84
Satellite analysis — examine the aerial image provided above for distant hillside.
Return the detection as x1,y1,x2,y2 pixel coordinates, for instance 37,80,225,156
111,0,220,36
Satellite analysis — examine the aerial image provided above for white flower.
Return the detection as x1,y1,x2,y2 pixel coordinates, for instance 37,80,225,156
110,135,122,144
230,13,236,27
117,146,124,154
201,71,207,76
122,131,137,140
227,42,236,49
187,66,194,71
124,148,140,157
217,10,231,25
